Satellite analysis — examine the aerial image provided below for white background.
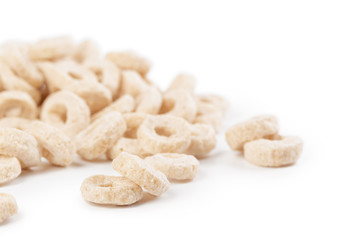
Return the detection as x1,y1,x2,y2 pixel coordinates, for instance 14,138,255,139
1,0,359,239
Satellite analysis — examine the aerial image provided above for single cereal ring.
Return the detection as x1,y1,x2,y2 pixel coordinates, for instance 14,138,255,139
84,59,121,97
75,112,126,161
159,89,197,122
120,70,150,98
144,153,200,180
0,63,41,103
29,36,75,61
62,81,112,114
24,121,76,167
112,152,170,196
196,94,229,116
135,87,162,114
193,111,223,133
0,128,41,168
0,156,21,184
0,42,44,88
0,91,37,119
91,94,135,123
185,123,216,156
167,73,196,94
123,112,149,138
0,117,31,130
80,175,143,206
107,138,150,160
40,90,90,137
106,51,151,77
244,136,304,167
226,115,279,151
0,193,18,223
72,39,100,63
137,115,191,154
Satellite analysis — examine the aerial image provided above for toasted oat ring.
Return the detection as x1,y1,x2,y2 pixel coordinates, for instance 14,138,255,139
159,89,197,122
185,123,216,156
75,112,126,161
0,128,41,168
0,117,31,130
137,115,191,154
24,121,75,167
225,115,279,151
107,138,150,160
72,39,100,63
167,73,196,94
196,94,229,116
29,36,75,61
84,59,121,97
40,90,90,137
62,81,112,114
106,51,151,77
80,175,143,206
91,94,135,123
135,87,162,114
193,111,223,133
144,153,200,180
112,152,170,196
0,156,22,184
0,62,41,103
0,91,37,119
120,70,150,98
244,136,304,167
0,193,18,223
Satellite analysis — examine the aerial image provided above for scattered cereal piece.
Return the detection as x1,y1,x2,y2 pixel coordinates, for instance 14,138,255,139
106,51,151,77
167,73,196,94
0,193,18,223
185,123,216,156
29,36,75,61
0,156,21,184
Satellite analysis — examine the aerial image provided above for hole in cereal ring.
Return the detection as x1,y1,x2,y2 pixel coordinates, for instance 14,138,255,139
68,71,83,80
155,126,173,137
159,99,175,114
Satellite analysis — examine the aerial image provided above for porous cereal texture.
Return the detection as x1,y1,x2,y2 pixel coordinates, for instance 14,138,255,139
0,156,22,184
0,193,18,223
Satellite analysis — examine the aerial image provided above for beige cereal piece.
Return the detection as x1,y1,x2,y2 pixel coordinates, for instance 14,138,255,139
167,73,196,94
123,112,149,138
72,39,100,63
159,89,197,122
106,51,151,77
24,121,75,167
112,152,170,196
84,59,121,97
80,175,143,206
0,62,41,103
62,81,112,114
0,193,18,223
137,115,191,154
91,94,135,122
0,157,21,184
75,112,126,161
0,128,41,168
0,117,31,130
0,42,44,88
135,87,162,114
144,153,200,180
107,138,149,159
244,136,304,167
40,90,90,137
193,111,223,133
196,94,229,116
0,91,37,119
120,70,150,98
225,115,279,151
185,123,216,156
29,36,75,61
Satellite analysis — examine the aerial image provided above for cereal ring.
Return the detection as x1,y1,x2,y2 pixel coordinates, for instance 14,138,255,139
225,115,279,151
0,91,37,119
0,42,44,88
185,123,216,156
29,36,75,61
72,39,100,63
107,138,150,159
244,136,304,167
112,152,170,196
123,112,149,138
40,90,90,137
106,51,151,76
0,157,21,184
0,193,18,223
84,59,121,97
80,175,143,206
137,115,191,154
91,94,135,122
0,128,41,168
0,62,41,103
62,81,112,114
75,112,126,161
196,94,229,115
24,121,76,167
159,89,197,122
120,70,150,98
135,87,162,114
144,153,200,180
167,73,196,94
0,117,31,130
193,111,223,133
